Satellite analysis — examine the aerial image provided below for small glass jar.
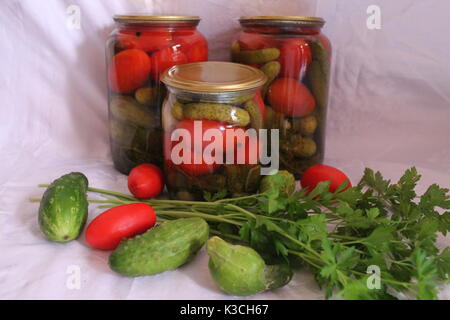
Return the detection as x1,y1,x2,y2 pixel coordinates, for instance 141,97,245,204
232,16,331,178
161,62,267,200
106,15,208,174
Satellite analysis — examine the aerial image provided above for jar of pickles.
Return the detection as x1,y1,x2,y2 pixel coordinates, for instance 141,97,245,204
232,16,331,178
106,15,208,174
161,62,267,200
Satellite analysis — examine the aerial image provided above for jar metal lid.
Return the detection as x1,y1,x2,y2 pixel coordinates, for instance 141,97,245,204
161,62,267,93
113,15,201,25
239,16,325,27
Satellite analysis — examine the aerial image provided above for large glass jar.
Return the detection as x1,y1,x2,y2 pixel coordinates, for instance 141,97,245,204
161,62,267,201
232,16,331,178
106,15,208,174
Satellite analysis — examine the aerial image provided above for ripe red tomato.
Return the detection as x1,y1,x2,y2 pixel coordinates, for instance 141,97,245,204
175,33,208,63
117,29,172,52
183,41,208,62
170,120,231,176
179,152,222,176
108,49,152,93
268,77,316,117
128,164,164,199
279,39,312,78
173,119,232,151
301,164,352,193
151,46,189,80
85,203,156,250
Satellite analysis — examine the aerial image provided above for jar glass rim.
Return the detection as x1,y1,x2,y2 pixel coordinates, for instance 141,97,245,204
239,16,325,28
161,62,267,93
113,15,201,25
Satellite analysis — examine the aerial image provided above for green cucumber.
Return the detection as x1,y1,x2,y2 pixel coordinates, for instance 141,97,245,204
260,61,281,98
244,100,263,130
110,95,155,128
38,172,89,242
233,48,280,64
183,103,250,127
109,218,209,277
206,237,293,296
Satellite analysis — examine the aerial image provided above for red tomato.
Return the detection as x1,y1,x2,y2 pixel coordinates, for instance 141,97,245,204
85,203,156,250
151,46,189,80
128,164,164,199
170,120,231,176
279,39,312,78
108,49,151,93
301,164,352,193
184,41,208,62
252,91,266,120
117,29,172,52
179,152,222,176
176,33,208,63
268,77,316,117
173,119,232,151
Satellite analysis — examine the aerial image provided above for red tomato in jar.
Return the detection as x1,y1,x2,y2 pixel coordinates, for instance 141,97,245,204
151,46,189,80
170,120,231,176
268,77,316,117
301,164,352,194
179,152,222,176
117,29,172,52
279,39,312,78
108,49,152,93
173,119,232,151
85,203,156,250
128,164,164,199
175,33,208,63
184,41,208,62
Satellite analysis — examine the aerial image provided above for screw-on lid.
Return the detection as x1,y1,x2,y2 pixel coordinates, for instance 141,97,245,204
239,16,325,28
113,15,200,25
161,62,267,93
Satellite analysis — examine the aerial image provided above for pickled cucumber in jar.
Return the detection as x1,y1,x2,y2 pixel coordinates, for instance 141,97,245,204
232,16,331,177
106,15,208,174
161,62,267,200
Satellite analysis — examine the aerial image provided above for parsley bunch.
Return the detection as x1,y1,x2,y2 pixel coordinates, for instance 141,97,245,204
41,167,450,299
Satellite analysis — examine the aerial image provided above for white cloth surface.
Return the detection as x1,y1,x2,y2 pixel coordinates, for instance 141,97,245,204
0,0,449,299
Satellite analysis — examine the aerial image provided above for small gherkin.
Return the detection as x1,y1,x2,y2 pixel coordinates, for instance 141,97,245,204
38,172,89,242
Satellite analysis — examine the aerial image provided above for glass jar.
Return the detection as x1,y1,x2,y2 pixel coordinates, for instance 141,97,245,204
232,16,331,178
106,15,208,174
161,62,267,200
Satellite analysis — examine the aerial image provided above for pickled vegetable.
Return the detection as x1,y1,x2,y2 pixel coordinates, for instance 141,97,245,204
233,48,280,65
106,16,208,174
232,20,331,177
260,61,280,98
183,103,250,126
110,96,154,128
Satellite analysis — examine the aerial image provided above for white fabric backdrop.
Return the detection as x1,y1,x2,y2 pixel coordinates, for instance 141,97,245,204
0,0,449,299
